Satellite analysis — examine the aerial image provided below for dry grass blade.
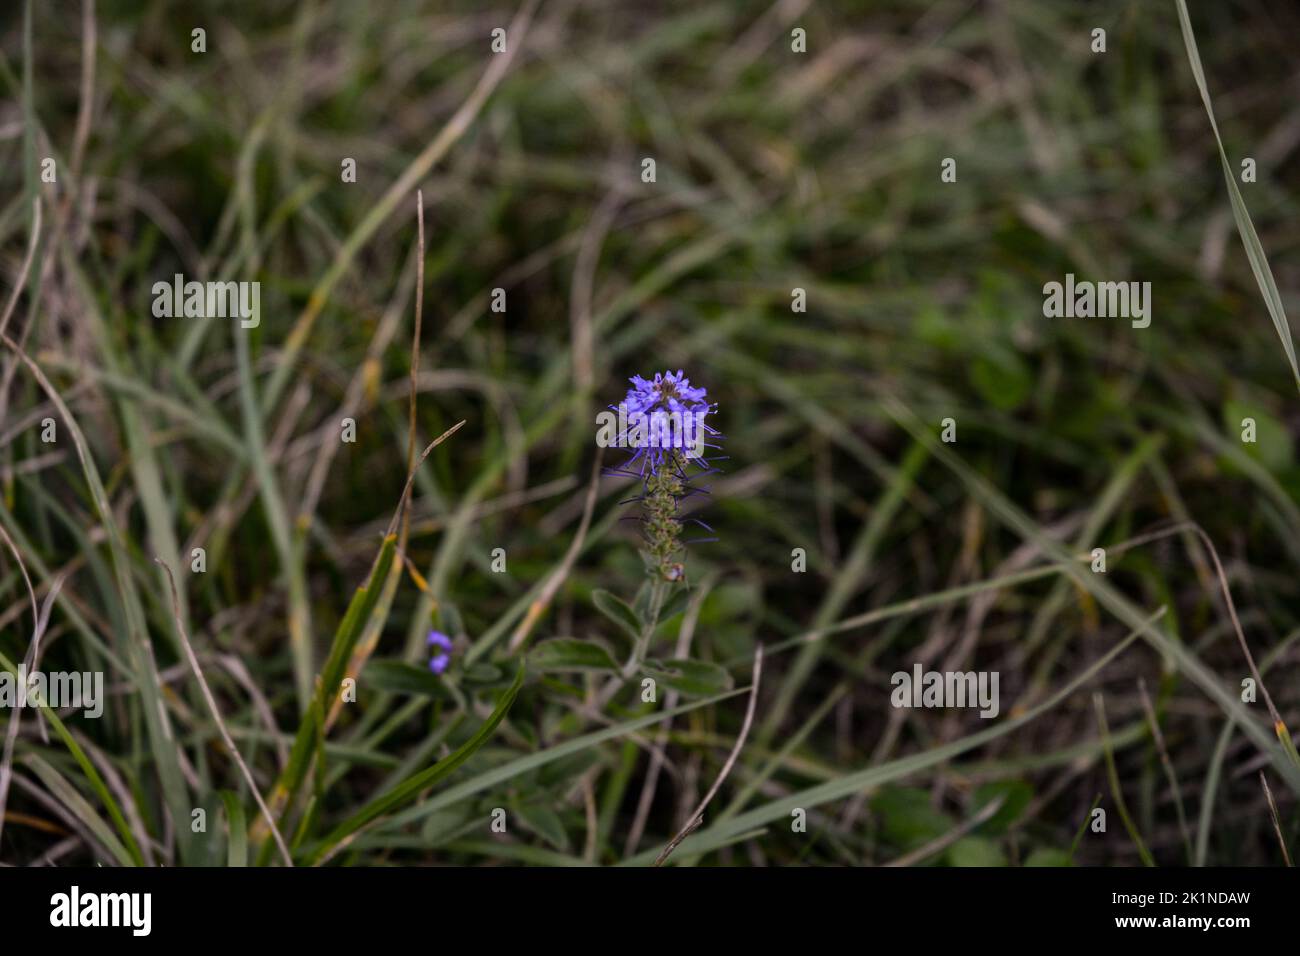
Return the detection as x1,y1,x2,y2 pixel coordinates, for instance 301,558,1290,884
654,644,764,867
0,522,42,852
1094,692,1155,867
319,420,465,734
69,0,96,181
155,558,294,867
383,421,468,539
624,576,712,857
402,188,426,550
1258,772,1292,866
1129,519,1297,762
0,197,40,337
326,188,430,721
1137,677,1193,863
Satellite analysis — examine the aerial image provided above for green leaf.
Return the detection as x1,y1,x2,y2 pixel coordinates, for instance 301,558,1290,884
318,536,399,706
420,807,473,845
512,799,571,852
592,589,642,643
632,578,653,616
531,637,619,672
362,660,452,699
537,751,603,789
971,780,1033,835
658,588,691,623
641,658,734,697
872,786,954,850
948,836,1005,867
463,662,508,685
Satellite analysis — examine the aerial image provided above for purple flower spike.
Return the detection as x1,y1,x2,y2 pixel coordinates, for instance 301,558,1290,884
608,370,722,581
427,630,453,674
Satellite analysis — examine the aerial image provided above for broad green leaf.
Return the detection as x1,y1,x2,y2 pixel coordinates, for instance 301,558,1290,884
512,798,570,852
463,662,506,684
641,658,733,697
592,590,642,644
420,807,473,845
872,786,954,849
363,660,453,699
971,780,1033,835
531,637,619,672
658,588,691,623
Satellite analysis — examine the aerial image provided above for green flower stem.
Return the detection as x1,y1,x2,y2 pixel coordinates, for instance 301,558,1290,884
627,577,668,677
643,449,686,581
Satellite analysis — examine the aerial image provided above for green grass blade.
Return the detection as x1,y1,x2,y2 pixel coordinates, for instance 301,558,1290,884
220,791,248,867
307,662,525,863
1174,0,1300,393
1,335,192,861
254,534,399,862
0,648,144,865
23,753,136,867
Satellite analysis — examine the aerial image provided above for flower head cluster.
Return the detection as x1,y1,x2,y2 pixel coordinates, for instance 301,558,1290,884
610,370,722,582
623,370,708,416
617,370,715,477
427,631,453,674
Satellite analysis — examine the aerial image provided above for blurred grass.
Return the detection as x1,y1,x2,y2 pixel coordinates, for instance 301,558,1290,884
0,0,1298,867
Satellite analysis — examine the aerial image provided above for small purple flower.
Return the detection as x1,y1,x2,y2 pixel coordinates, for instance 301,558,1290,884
427,630,453,674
